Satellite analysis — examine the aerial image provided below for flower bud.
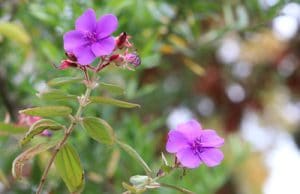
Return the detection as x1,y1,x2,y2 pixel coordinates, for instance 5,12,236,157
129,175,149,186
109,54,122,62
115,32,132,49
65,52,77,61
40,130,52,137
58,60,77,70
124,52,141,67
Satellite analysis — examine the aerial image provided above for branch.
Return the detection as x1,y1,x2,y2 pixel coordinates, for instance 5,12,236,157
36,83,93,194
36,122,75,194
0,67,18,120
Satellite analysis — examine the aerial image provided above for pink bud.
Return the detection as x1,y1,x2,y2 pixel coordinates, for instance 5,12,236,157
124,52,141,67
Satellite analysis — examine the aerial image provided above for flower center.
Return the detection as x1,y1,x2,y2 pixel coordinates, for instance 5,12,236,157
190,137,204,156
84,32,98,43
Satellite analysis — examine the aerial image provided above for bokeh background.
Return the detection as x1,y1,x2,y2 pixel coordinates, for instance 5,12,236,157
1,0,300,194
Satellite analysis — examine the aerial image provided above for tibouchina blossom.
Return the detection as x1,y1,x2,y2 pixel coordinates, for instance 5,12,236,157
17,114,52,137
63,9,118,65
166,119,224,168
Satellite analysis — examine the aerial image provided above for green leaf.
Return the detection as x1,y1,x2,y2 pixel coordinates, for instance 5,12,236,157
0,22,30,45
47,77,82,87
90,96,140,108
19,106,72,117
81,117,114,145
20,119,64,146
100,82,125,95
117,141,152,175
54,143,84,193
0,122,28,135
38,89,77,101
12,140,59,179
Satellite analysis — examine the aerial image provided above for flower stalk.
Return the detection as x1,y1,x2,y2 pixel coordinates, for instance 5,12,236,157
36,76,94,194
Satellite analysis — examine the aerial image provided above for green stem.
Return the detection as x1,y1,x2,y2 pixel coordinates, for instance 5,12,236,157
36,79,94,194
159,183,195,194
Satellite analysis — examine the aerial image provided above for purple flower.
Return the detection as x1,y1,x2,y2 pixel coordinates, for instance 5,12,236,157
63,9,118,65
166,119,224,168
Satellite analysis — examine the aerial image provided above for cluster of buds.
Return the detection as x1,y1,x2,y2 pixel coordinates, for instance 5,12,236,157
111,32,141,70
109,51,141,70
58,32,141,71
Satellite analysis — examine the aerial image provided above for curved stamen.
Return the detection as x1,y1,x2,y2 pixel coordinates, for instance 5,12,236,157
84,32,98,43
190,137,205,156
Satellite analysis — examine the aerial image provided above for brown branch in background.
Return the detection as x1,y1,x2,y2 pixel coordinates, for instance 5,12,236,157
0,68,18,121
0,0,21,121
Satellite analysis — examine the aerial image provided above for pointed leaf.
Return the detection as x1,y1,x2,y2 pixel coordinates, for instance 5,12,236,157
0,122,28,135
100,82,125,95
54,143,84,193
12,140,59,179
117,141,152,175
38,89,77,101
47,77,82,87
19,106,72,117
81,117,114,145
20,119,64,146
90,96,140,108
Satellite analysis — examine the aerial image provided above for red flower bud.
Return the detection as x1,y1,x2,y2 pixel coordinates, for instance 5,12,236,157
58,60,77,70
109,54,121,61
115,32,133,49
65,52,78,61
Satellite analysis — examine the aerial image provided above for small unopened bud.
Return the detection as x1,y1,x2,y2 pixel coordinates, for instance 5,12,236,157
109,54,122,62
124,52,141,67
115,32,132,49
65,52,77,61
59,60,77,70
129,175,149,186
40,130,52,137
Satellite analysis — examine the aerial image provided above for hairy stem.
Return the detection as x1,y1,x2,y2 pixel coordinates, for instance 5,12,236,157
36,83,93,194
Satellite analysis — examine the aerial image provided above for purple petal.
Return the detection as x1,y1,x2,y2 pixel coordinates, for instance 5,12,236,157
201,129,224,148
166,131,189,153
63,30,86,52
73,45,95,65
176,148,202,168
200,148,224,167
91,37,115,56
96,14,118,38
75,8,97,32
175,119,203,141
